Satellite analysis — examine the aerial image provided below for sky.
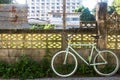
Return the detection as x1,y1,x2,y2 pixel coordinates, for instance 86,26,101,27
82,0,114,10
82,0,98,10
15,0,26,4
15,0,114,10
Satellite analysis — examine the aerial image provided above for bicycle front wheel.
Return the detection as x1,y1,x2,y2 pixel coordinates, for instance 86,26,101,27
51,51,78,77
94,50,119,76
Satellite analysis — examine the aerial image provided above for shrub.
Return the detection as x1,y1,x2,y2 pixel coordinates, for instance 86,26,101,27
0,53,119,79
0,55,51,79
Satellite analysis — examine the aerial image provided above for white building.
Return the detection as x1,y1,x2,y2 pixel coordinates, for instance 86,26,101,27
49,12,80,29
26,0,82,28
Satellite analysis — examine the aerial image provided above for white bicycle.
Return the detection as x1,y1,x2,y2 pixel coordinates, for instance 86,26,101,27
51,35,119,77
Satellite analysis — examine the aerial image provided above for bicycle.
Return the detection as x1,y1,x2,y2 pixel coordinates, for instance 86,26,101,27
51,35,119,77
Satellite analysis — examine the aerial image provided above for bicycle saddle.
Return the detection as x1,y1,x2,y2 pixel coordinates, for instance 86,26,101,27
91,35,101,39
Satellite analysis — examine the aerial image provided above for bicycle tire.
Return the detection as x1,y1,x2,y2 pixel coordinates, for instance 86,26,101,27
93,50,119,76
51,51,78,77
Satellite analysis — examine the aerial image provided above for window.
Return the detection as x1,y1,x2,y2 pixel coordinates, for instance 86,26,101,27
31,7,35,9
36,6,39,9
41,10,44,13
72,3,75,5
57,6,60,9
67,3,70,5
41,0,44,2
36,14,39,16
66,18,70,21
46,6,49,9
72,6,75,9
72,18,79,21
41,6,44,9
36,3,39,5
67,0,70,2
37,0,39,2
46,0,50,1
31,3,34,5
31,10,35,13
67,11,70,13
51,6,55,9
57,3,59,5
41,18,45,20
52,0,55,2
46,14,48,16
37,10,40,13
77,3,80,5
41,3,44,5
46,3,49,5
57,10,60,12
67,6,70,9
51,10,54,13
53,15,61,18
52,3,55,5
41,14,44,16
31,14,35,16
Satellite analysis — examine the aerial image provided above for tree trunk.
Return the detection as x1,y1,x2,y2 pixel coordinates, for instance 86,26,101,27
96,2,107,49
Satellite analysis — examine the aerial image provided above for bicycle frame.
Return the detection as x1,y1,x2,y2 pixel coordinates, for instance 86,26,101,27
65,43,107,66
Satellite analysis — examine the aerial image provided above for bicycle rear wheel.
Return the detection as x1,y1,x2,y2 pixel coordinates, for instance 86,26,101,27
94,50,119,76
51,51,78,77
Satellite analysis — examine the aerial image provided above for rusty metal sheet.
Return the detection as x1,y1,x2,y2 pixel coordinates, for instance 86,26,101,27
0,4,28,12
0,4,30,29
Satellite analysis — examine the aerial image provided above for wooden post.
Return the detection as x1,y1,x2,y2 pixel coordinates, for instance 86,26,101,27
63,0,66,30
62,0,67,49
96,2,107,49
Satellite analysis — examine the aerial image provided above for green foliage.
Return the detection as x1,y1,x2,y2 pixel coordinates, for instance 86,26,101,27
76,64,96,76
0,54,52,79
40,49,53,77
75,5,95,21
0,60,8,77
74,5,85,12
80,8,95,21
0,53,119,78
31,24,45,29
118,67,120,74
91,8,96,15
31,24,55,30
112,0,120,14
107,6,116,14
0,0,13,4
44,24,55,29
14,55,43,79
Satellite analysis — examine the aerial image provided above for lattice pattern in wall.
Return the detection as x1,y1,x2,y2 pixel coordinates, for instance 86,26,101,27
0,33,62,49
107,35,120,49
47,34,62,48
68,34,95,48
0,33,120,49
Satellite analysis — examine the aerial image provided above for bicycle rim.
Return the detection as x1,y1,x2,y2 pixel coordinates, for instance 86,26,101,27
94,50,119,76
51,51,78,77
